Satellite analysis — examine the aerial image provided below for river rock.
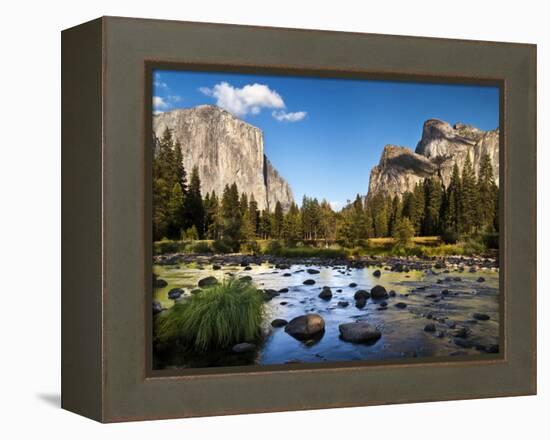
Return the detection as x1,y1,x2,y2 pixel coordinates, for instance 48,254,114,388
303,279,316,285
263,289,279,301
232,342,256,353
453,337,473,348
339,322,381,344
355,297,367,309
152,301,163,314
453,328,469,338
370,285,388,300
349,282,357,288
354,290,370,300
239,275,252,282
285,314,325,340
307,268,320,274
212,264,222,270
394,302,407,309
167,288,184,300
198,276,218,287
477,277,486,282
319,287,332,300
282,273,292,277
154,278,168,288
473,313,490,321
389,290,396,297
372,269,381,277
338,301,350,308
243,266,252,271
271,319,288,328
278,288,289,293
424,323,436,332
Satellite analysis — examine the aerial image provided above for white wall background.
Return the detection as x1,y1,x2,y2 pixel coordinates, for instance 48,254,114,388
0,0,546,437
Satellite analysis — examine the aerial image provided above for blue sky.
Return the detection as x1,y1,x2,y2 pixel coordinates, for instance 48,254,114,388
153,69,499,209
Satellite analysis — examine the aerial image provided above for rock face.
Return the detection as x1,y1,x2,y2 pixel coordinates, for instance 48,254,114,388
153,105,294,212
367,119,499,199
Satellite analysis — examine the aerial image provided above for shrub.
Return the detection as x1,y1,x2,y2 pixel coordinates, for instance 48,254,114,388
154,239,186,255
265,239,284,256
192,241,212,254
212,239,232,254
240,240,260,255
393,218,415,247
482,232,499,249
183,226,199,240
441,229,460,244
155,279,264,351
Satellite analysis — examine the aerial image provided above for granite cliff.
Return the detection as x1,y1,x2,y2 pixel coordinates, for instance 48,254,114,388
153,105,294,212
367,119,499,199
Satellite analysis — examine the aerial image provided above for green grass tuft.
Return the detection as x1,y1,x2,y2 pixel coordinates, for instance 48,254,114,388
155,279,264,351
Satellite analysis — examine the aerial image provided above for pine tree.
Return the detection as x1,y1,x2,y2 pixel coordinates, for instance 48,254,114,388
444,163,461,234
221,183,242,251
422,178,442,236
184,166,205,238
318,200,337,245
167,182,185,238
248,194,259,237
258,209,272,239
477,152,497,231
282,202,302,245
460,153,477,234
388,195,402,237
173,140,187,194
272,201,284,239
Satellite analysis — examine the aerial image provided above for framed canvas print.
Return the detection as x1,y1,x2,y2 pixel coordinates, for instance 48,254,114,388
62,16,536,422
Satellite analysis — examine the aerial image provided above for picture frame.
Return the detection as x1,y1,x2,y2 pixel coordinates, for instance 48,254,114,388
61,16,536,422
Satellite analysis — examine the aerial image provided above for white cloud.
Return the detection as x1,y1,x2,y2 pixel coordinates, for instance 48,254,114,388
272,110,307,122
199,82,285,117
167,95,182,103
154,80,168,90
153,96,168,109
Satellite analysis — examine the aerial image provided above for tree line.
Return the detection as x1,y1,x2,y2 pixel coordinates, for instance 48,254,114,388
154,128,499,250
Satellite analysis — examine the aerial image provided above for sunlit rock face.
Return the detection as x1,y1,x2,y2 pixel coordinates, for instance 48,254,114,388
153,105,294,212
368,119,499,198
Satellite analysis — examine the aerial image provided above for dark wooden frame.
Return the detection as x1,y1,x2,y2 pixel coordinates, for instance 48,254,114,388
62,16,537,422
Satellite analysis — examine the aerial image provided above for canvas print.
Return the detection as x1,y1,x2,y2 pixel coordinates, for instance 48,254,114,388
151,69,500,370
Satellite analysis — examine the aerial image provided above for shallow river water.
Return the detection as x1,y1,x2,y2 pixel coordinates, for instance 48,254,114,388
153,261,499,368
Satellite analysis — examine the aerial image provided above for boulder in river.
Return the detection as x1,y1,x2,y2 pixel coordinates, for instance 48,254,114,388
477,277,486,283
372,269,381,277
154,278,168,288
424,323,436,332
339,322,381,344
355,297,367,309
318,287,332,300
473,313,490,321
271,319,288,328
152,301,163,314
232,342,256,353
282,273,292,277
285,314,325,340
303,279,316,285
370,285,388,300
263,289,280,301
349,282,357,288
278,287,289,293
394,302,407,309
167,287,184,300
198,276,218,288
239,275,253,282
307,268,320,274
354,290,370,300
212,264,222,270
338,301,350,308
453,337,474,348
